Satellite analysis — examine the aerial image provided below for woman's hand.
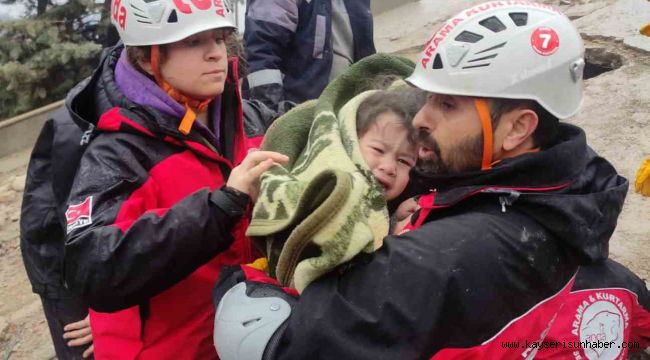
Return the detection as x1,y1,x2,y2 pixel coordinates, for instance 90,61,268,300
63,315,94,358
227,151,289,201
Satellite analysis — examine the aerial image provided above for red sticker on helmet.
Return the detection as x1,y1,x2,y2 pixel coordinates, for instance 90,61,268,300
531,27,560,56
111,0,127,29
173,0,226,15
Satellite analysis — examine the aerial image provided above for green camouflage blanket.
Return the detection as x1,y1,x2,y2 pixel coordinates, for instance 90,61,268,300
247,54,415,292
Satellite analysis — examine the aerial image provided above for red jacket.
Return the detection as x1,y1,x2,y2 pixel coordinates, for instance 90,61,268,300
63,45,272,359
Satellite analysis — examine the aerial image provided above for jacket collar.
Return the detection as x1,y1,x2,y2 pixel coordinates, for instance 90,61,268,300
409,124,589,205
408,124,629,263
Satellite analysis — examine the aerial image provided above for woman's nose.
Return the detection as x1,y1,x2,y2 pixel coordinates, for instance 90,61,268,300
206,41,225,61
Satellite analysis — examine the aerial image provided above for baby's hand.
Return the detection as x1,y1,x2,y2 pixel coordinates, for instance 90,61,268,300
392,214,414,235
395,197,419,222
226,151,289,201
392,197,420,235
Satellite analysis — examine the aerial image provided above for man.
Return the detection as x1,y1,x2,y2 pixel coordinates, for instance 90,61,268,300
19,11,289,360
213,3,642,359
243,0,375,106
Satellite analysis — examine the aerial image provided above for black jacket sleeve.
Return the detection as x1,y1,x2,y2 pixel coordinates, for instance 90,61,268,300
20,117,62,296
267,209,576,359
21,108,93,298
63,134,250,312
273,233,450,359
574,259,650,311
243,99,296,139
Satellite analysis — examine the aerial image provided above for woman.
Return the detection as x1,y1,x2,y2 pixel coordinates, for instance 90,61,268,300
62,0,288,358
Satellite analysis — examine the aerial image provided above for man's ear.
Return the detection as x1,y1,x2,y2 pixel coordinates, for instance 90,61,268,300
501,109,538,152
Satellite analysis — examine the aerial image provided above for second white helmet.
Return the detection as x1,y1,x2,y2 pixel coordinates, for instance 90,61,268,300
406,2,585,119
110,0,236,46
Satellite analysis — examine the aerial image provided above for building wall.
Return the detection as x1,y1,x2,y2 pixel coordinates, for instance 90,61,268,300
0,101,63,158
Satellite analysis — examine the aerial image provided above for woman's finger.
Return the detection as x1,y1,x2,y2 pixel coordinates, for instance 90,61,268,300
242,151,288,168
247,158,277,179
63,317,89,332
63,326,91,340
67,333,93,347
82,344,94,358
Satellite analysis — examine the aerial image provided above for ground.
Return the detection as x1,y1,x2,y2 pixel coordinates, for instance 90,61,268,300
0,148,55,359
0,0,649,358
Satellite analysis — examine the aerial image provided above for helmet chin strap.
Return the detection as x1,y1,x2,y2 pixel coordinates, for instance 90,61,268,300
150,45,212,135
473,99,494,171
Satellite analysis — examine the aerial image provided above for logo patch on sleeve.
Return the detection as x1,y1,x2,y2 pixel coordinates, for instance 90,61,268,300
66,196,93,233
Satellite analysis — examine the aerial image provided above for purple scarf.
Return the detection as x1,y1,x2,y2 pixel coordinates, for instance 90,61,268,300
114,50,222,146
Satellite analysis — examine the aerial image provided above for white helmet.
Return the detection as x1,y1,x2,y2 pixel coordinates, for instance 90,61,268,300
110,0,236,46
407,1,585,119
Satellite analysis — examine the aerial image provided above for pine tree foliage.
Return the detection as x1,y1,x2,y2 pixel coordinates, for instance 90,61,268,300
0,0,102,119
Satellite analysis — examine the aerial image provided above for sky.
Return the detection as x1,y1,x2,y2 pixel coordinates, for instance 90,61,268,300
0,2,27,20
0,0,78,21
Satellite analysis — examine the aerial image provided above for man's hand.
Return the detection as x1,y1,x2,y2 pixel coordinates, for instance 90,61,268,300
63,315,94,358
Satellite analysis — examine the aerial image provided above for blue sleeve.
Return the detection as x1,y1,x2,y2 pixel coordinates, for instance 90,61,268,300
243,0,300,106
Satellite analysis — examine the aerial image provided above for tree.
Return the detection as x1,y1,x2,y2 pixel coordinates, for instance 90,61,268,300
0,0,102,119
0,0,244,119
0,0,51,17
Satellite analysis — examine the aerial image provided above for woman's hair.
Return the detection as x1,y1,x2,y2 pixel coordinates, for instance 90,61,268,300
226,33,247,79
356,87,428,149
126,45,158,76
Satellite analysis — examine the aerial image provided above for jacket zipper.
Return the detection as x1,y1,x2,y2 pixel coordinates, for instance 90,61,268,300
498,191,521,213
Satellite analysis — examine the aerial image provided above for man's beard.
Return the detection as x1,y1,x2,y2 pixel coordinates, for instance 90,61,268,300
416,130,484,175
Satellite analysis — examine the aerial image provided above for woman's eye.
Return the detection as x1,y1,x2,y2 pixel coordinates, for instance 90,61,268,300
442,101,454,110
185,38,201,46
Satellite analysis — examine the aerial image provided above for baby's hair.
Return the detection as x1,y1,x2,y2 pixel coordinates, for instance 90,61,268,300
356,87,427,148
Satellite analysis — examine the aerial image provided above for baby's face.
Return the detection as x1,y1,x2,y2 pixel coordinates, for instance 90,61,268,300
358,112,417,200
